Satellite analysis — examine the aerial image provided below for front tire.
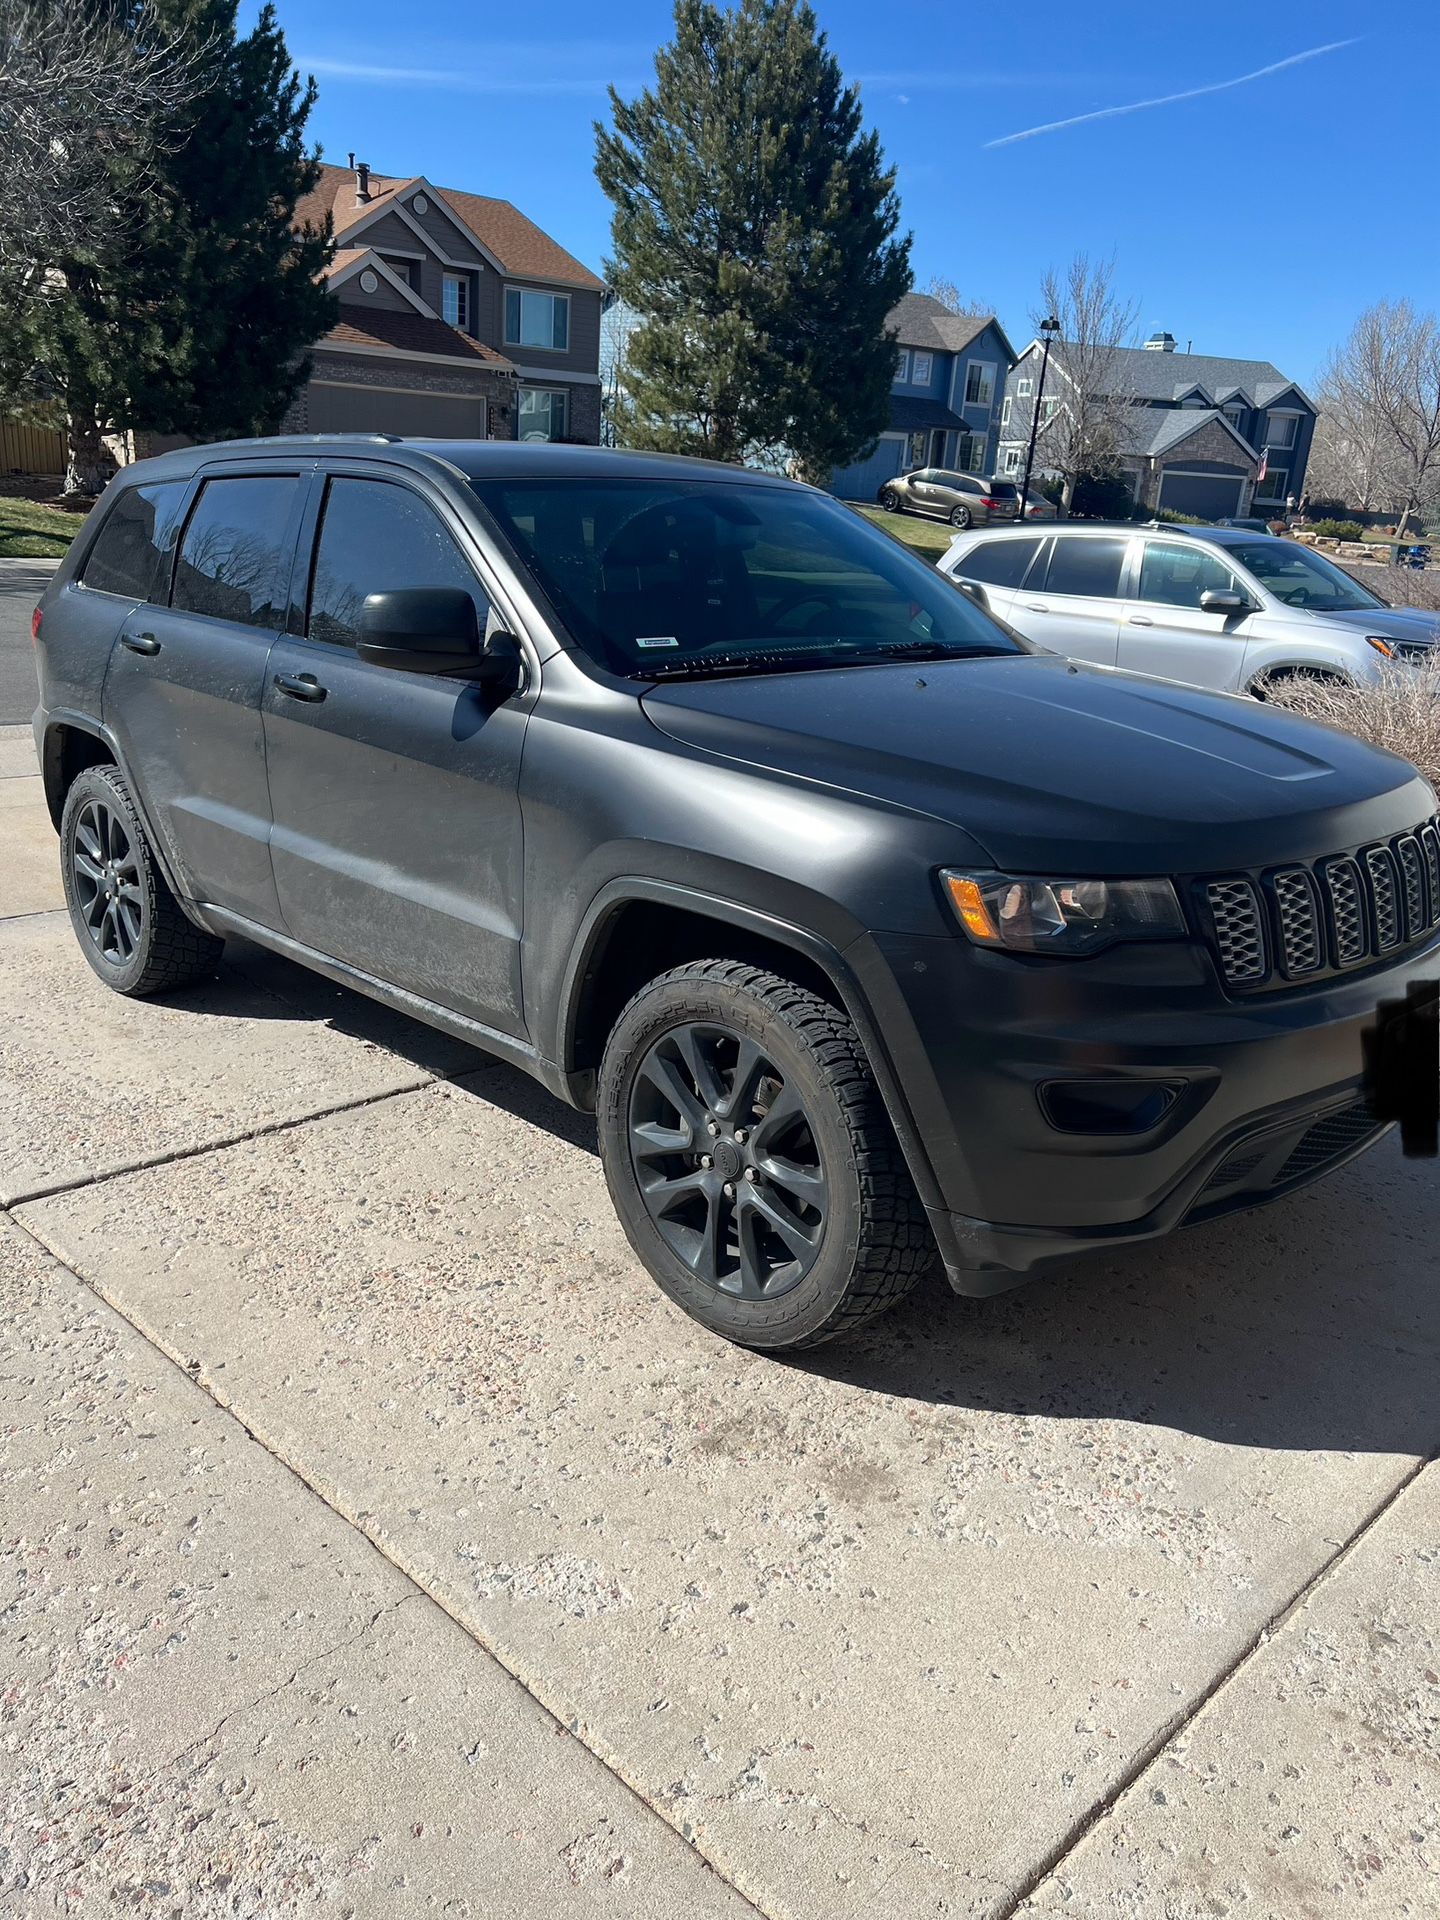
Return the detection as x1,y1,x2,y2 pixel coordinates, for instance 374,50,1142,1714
597,960,932,1349
878,487,900,513
60,765,224,996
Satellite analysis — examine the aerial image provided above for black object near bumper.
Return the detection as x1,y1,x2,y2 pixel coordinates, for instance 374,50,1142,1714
850,926,1440,1293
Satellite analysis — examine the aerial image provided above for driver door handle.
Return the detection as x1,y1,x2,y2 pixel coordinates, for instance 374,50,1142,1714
1127,614,1154,626
120,630,161,655
274,672,327,703
1025,602,1049,613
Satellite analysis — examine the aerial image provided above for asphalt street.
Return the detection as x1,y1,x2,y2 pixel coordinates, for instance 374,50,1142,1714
0,560,52,726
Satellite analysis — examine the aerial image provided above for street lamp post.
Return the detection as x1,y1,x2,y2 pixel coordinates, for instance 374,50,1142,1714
1020,316,1060,518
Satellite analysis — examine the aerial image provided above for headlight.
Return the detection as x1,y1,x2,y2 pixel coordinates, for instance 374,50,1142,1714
940,870,1185,955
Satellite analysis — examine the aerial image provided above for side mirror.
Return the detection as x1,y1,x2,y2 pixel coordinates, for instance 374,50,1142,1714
357,589,517,682
955,577,990,610
1199,588,1252,617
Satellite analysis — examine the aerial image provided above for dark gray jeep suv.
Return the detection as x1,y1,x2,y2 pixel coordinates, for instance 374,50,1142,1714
31,438,1440,1349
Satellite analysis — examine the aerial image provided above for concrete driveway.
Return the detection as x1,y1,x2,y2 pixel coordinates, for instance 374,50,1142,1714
2,721,1437,1918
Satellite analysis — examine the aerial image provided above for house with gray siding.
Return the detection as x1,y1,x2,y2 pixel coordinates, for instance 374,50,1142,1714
287,158,604,443
998,331,1317,520
830,294,1017,500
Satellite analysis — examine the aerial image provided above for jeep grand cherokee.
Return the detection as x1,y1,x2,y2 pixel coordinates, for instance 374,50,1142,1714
30,439,1440,1349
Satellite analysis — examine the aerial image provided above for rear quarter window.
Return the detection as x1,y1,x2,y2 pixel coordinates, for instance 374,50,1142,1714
79,482,189,601
956,536,1043,589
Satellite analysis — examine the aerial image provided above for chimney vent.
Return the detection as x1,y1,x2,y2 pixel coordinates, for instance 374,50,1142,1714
354,158,371,204
1143,330,1177,353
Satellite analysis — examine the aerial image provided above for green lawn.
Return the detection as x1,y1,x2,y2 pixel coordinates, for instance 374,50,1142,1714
852,502,954,561
0,493,87,560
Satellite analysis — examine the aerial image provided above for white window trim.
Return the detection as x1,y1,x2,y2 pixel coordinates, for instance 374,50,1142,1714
517,385,571,440
1017,376,1033,397
1264,409,1301,450
327,249,437,319
894,348,911,384
505,285,572,353
442,271,470,331
911,351,933,385
342,184,500,273
1253,465,1291,501
1001,447,1022,474
963,360,996,409
1000,396,1011,427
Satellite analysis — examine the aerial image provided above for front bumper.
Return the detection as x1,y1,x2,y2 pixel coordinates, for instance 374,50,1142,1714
848,926,1440,1293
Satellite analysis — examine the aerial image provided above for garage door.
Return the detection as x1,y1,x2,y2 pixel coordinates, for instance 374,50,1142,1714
1156,470,1246,520
307,381,487,439
833,435,907,501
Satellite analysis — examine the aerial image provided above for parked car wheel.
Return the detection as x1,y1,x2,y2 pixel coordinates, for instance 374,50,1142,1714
597,958,931,1349
60,765,224,996
949,505,972,529
1250,666,1351,701
878,487,900,513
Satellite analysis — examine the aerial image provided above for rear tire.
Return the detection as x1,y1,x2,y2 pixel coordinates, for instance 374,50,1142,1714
949,505,972,529
597,959,933,1349
60,765,224,996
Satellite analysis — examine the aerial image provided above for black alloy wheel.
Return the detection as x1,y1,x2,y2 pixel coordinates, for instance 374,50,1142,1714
70,794,144,966
949,504,972,529
627,1021,826,1300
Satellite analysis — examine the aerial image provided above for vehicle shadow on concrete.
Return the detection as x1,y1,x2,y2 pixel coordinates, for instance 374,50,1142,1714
205,944,1440,1458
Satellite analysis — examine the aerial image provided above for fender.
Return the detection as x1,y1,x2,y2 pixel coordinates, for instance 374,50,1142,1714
556,876,945,1212
39,710,217,935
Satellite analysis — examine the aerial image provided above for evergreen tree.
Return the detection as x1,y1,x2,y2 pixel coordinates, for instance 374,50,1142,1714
23,2,333,490
595,0,911,481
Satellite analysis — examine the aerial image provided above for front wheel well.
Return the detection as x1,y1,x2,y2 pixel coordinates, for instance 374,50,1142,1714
566,901,843,1084
42,724,115,828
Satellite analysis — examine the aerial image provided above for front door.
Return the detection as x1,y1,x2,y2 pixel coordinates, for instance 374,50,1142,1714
1012,533,1129,666
261,472,531,1038
101,469,305,925
1117,538,1255,691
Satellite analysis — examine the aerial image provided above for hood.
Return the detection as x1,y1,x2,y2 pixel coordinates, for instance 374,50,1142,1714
1309,605,1440,645
642,654,1432,873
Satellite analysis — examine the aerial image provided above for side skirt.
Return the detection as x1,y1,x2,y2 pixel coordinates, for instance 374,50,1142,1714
197,904,572,1103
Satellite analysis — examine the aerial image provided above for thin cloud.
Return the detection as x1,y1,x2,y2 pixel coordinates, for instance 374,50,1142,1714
301,53,638,96
984,39,1359,148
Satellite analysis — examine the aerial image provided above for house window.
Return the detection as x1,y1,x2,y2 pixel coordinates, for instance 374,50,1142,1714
1256,464,1290,501
893,349,911,385
518,387,569,442
1265,412,1299,449
1017,376,1033,397
380,256,416,289
1223,405,1246,429
505,288,570,351
911,352,933,386
956,432,986,474
1001,447,1022,475
964,362,995,408
1000,396,1011,428
1040,396,1060,423
906,430,926,466
442,274,469,331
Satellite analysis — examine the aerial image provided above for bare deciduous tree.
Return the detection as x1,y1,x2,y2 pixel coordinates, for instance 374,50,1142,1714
0,1,200,288
924,276,992,321
1314,302,1440,532
1008,253,1139,512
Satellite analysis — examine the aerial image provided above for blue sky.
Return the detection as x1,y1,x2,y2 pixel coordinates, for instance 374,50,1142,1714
255,0,1439,384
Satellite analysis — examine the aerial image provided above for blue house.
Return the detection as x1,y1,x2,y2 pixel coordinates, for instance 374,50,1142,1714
831,294,1018,500
997,331,1319,520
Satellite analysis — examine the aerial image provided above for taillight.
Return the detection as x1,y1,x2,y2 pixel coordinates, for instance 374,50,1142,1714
980,497,998,508
30,605,42,643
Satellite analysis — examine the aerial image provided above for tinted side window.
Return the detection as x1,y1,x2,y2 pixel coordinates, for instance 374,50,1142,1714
307,478,490,648
171,477,299,628
1135,541,1237,608
1042,536,1128,599
959,536,1043,589
80,483,189,601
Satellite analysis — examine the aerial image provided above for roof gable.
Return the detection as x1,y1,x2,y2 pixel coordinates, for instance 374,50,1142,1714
887,293,1014,364
296,162,603,291
325,246,436,318
1140,408,1261,460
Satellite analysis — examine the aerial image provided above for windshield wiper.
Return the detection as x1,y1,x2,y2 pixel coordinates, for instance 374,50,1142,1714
637,639,1015,680
873,639,1016,660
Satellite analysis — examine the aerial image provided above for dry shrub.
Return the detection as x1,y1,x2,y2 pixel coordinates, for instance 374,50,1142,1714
1267,661,1440,793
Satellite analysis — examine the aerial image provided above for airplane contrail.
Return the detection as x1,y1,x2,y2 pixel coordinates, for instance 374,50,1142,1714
984,39,1360,149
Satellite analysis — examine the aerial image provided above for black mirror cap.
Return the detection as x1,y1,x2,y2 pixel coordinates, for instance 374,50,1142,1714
1200,588,1251,616
357,587,512,678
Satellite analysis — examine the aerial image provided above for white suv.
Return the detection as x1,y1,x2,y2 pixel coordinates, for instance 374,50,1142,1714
939,523,1438,694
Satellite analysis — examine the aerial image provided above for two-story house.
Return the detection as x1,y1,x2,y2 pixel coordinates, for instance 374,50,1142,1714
830,294,1017,500
998,331,1318,520
287,158,605,443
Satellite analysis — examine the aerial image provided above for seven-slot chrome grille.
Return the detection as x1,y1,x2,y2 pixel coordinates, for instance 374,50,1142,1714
1202,816,1440,989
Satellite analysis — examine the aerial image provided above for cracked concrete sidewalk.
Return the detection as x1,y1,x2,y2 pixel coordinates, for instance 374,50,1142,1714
2,721,1438,1918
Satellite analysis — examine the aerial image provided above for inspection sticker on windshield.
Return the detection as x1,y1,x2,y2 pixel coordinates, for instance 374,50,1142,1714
637,635,680,649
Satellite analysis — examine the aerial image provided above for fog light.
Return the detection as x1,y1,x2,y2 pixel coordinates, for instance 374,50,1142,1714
1040,1079,1182,1135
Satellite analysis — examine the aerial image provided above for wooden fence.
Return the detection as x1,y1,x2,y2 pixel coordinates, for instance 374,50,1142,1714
1,418,66,479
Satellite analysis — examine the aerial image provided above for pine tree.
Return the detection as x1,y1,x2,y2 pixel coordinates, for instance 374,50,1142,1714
595,0,911,482
27,2,334,490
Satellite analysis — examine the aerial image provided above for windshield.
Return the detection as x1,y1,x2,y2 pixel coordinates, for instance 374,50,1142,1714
467,476,1028,677
1232,541,1385,613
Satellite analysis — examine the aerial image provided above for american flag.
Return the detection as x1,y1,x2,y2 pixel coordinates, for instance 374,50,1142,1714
1255,448,1269,486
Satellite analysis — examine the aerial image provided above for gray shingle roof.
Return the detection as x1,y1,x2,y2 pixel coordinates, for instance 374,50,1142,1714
1136,408,1254,458
888,292,997,357
1033,342,1311,409
887,395,966,433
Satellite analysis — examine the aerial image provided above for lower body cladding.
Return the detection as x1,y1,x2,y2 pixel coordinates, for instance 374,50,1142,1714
849,927,1440,1294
